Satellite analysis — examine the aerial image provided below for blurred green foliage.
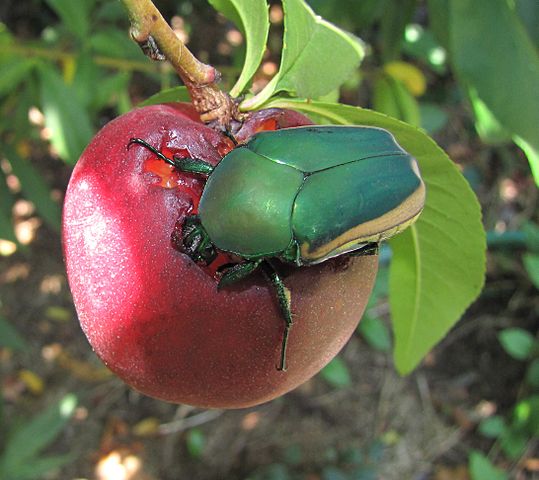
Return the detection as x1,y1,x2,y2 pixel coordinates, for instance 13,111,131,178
0,0,538,478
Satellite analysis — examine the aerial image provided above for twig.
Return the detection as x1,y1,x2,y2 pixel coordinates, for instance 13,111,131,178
120,0,242,131
158,409,223,435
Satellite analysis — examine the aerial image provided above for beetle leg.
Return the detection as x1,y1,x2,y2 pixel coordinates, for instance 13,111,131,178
260,261,293,372
182,216,217,264
350,242,379,257
128,138,214,176
217,260,263,289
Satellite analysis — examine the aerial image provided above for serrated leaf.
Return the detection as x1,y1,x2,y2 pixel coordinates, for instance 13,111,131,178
2,145,62,233
243,0,364,109
469,451,508,480
1,395,77,474
499,328,535,361
320,356,351,388
39,65,94,164
263,99,486,374
208,0,269,97
450,0,539,186
138,86,191,107
0,316,27,350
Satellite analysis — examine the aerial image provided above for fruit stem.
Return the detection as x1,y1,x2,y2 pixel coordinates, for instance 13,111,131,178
120,0,242,131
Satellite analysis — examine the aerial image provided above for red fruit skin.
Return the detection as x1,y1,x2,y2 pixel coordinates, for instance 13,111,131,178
63,103,378,408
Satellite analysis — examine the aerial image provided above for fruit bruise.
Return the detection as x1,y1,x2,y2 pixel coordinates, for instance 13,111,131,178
63,103,378,408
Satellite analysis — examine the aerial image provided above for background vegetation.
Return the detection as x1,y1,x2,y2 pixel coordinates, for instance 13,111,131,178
0,0,538,479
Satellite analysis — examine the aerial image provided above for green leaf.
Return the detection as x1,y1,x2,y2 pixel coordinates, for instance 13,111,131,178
89,29,145,60
0,316,27,351
186,428,205,458
450,0,539,186
1,145,62,233
320,356,351,388
44,0,95,41
379,0,417,62
4,454,73,480
243,0,364,109
478,416,507,438
264,99,486,374
426,0,450,50
208,0,269,98
138,86,191,107
0,58,35,97
469,451,508,480
498,328,535,361
358,316,392,352
526,358,539,388
513,395,539,435
39,65,94,164
0,169,17,243
523,222,539,253
419,102,448,134
372,75,421,127
523,253,539,289
467,87,511,145
1,395,77,475
307,0,388,31
515,0,539,46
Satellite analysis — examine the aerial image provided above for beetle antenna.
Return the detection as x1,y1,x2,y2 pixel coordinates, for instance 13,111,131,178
128,138,214,176
128,138,176,167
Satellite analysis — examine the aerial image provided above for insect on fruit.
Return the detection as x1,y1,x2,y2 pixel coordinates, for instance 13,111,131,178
128,125,426,371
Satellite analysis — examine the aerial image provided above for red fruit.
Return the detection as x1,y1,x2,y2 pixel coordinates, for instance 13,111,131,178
63,103,378,408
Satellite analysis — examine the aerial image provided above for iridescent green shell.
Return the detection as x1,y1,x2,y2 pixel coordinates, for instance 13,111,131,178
198,126,425,265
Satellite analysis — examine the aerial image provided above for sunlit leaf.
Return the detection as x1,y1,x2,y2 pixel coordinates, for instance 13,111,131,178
243,0,364,109
208,0,270,97
264,99,486,374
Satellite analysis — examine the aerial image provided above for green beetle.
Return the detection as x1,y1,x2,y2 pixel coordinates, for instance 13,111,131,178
129,126,426,370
